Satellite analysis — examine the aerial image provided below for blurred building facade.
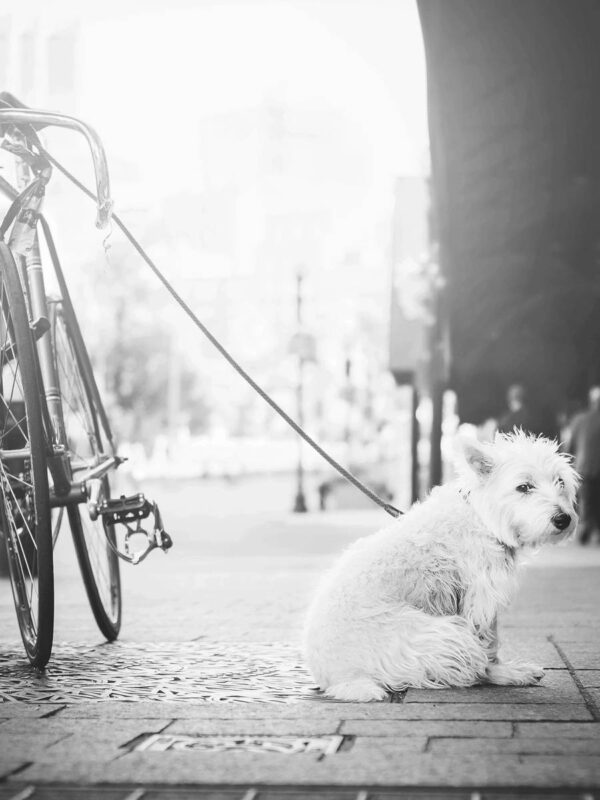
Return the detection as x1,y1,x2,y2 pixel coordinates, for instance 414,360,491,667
419,0,600,428
0,11,80,110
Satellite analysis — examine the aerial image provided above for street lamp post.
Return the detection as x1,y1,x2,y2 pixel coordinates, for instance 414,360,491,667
293,270,308,513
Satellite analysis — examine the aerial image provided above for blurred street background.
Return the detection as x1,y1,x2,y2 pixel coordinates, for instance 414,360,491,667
0,0,435,513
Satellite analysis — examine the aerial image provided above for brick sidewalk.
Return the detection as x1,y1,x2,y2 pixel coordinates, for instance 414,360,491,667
1,512,599,797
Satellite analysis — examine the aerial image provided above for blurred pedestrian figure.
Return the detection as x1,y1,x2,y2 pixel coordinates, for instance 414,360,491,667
497,384,535,434
566,386,600,544
497,384,531,433
497,384,559,440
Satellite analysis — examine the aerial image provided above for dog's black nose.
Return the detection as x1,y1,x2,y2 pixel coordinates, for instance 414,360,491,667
552,512,571,531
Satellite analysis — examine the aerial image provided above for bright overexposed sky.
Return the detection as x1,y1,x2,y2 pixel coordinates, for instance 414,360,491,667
10,0,428,189
3,0,430,458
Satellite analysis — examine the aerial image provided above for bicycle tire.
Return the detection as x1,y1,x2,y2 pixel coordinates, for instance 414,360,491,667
0,242,53,667
50,302,121,640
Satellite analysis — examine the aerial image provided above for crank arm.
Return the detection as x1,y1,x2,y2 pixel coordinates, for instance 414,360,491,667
73,454,126,484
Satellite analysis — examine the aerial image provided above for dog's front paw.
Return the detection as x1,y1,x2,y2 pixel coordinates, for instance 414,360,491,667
324,678,388,702
486,661,545,686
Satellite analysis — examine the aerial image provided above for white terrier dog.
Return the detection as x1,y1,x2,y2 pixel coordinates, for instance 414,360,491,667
304,431,578,701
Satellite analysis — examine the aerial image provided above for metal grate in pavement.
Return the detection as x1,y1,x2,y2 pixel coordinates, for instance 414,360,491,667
131,733,346,755
0,641,317,703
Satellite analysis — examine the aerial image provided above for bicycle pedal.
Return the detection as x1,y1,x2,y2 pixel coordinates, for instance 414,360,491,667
99,495,172,565
99,493,152,524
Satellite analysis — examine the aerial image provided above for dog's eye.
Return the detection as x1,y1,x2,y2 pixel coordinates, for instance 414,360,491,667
556,477,565,489
516,483,533,494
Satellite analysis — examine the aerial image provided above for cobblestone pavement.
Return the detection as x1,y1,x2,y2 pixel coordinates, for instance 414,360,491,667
1,485,600,798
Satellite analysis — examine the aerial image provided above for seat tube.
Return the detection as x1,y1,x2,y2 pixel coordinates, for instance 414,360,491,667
26,234,64,446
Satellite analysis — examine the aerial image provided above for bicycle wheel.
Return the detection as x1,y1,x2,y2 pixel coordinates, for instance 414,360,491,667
0,243,53,667
51,302,121,640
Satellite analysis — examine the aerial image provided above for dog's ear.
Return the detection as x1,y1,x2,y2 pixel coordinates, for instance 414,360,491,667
457,435,494,479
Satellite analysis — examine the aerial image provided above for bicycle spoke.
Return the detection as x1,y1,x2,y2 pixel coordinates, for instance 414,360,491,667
0,459,38,555
57,332,91,442
0,402,29,446
2,468,34,490
0,356,28,444
56,344,97,462
2,477,39,632
11,542,38,633
82,522,111,589
0,369,27,442
1,412,29,442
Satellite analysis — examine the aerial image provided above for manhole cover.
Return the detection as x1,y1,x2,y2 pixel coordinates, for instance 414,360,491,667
132,733,346,755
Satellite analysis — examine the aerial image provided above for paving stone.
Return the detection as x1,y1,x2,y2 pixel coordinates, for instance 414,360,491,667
10,720,176,762
260,793,359,800
515,722,600,738
577,670,600,688
165,718,342,735
404,686,586,705
348,703,591,721
55,700,593,722
56,702,343,720
324,752,600,787
494,640,565,668
0,704,64,718
404,669,582,704
0,720,173,765
15,752,326,785
546,627,600,640
349,736,428,754
0,760,27,780
148,793,249,800
0,732,69,760
513,621,600,633
0,717,171,737
428,736,600,755
14,751,600,787
339,720,512,737
554,644,600,669
38,734,141,760
588,688,600,707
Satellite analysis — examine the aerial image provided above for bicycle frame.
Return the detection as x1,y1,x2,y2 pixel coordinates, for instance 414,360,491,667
0,121,112,509
0,104,171,565
0,170,118,493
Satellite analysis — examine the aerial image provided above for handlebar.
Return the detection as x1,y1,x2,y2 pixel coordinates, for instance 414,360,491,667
0,107,113,229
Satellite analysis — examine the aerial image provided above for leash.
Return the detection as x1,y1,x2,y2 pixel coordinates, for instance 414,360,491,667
38,145,402,519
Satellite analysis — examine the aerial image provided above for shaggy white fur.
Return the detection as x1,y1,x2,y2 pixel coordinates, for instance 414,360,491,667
304,431,579,701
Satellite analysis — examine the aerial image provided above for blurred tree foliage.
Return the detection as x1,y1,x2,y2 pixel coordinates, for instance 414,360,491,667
68,234,212,448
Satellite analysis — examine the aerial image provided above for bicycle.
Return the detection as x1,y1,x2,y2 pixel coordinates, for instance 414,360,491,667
0,92,172,669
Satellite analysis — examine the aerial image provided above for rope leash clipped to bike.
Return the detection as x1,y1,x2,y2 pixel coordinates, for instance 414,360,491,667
39,146,403,520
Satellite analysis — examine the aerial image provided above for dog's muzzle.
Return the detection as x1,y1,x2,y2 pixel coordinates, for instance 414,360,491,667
551,512,572,531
